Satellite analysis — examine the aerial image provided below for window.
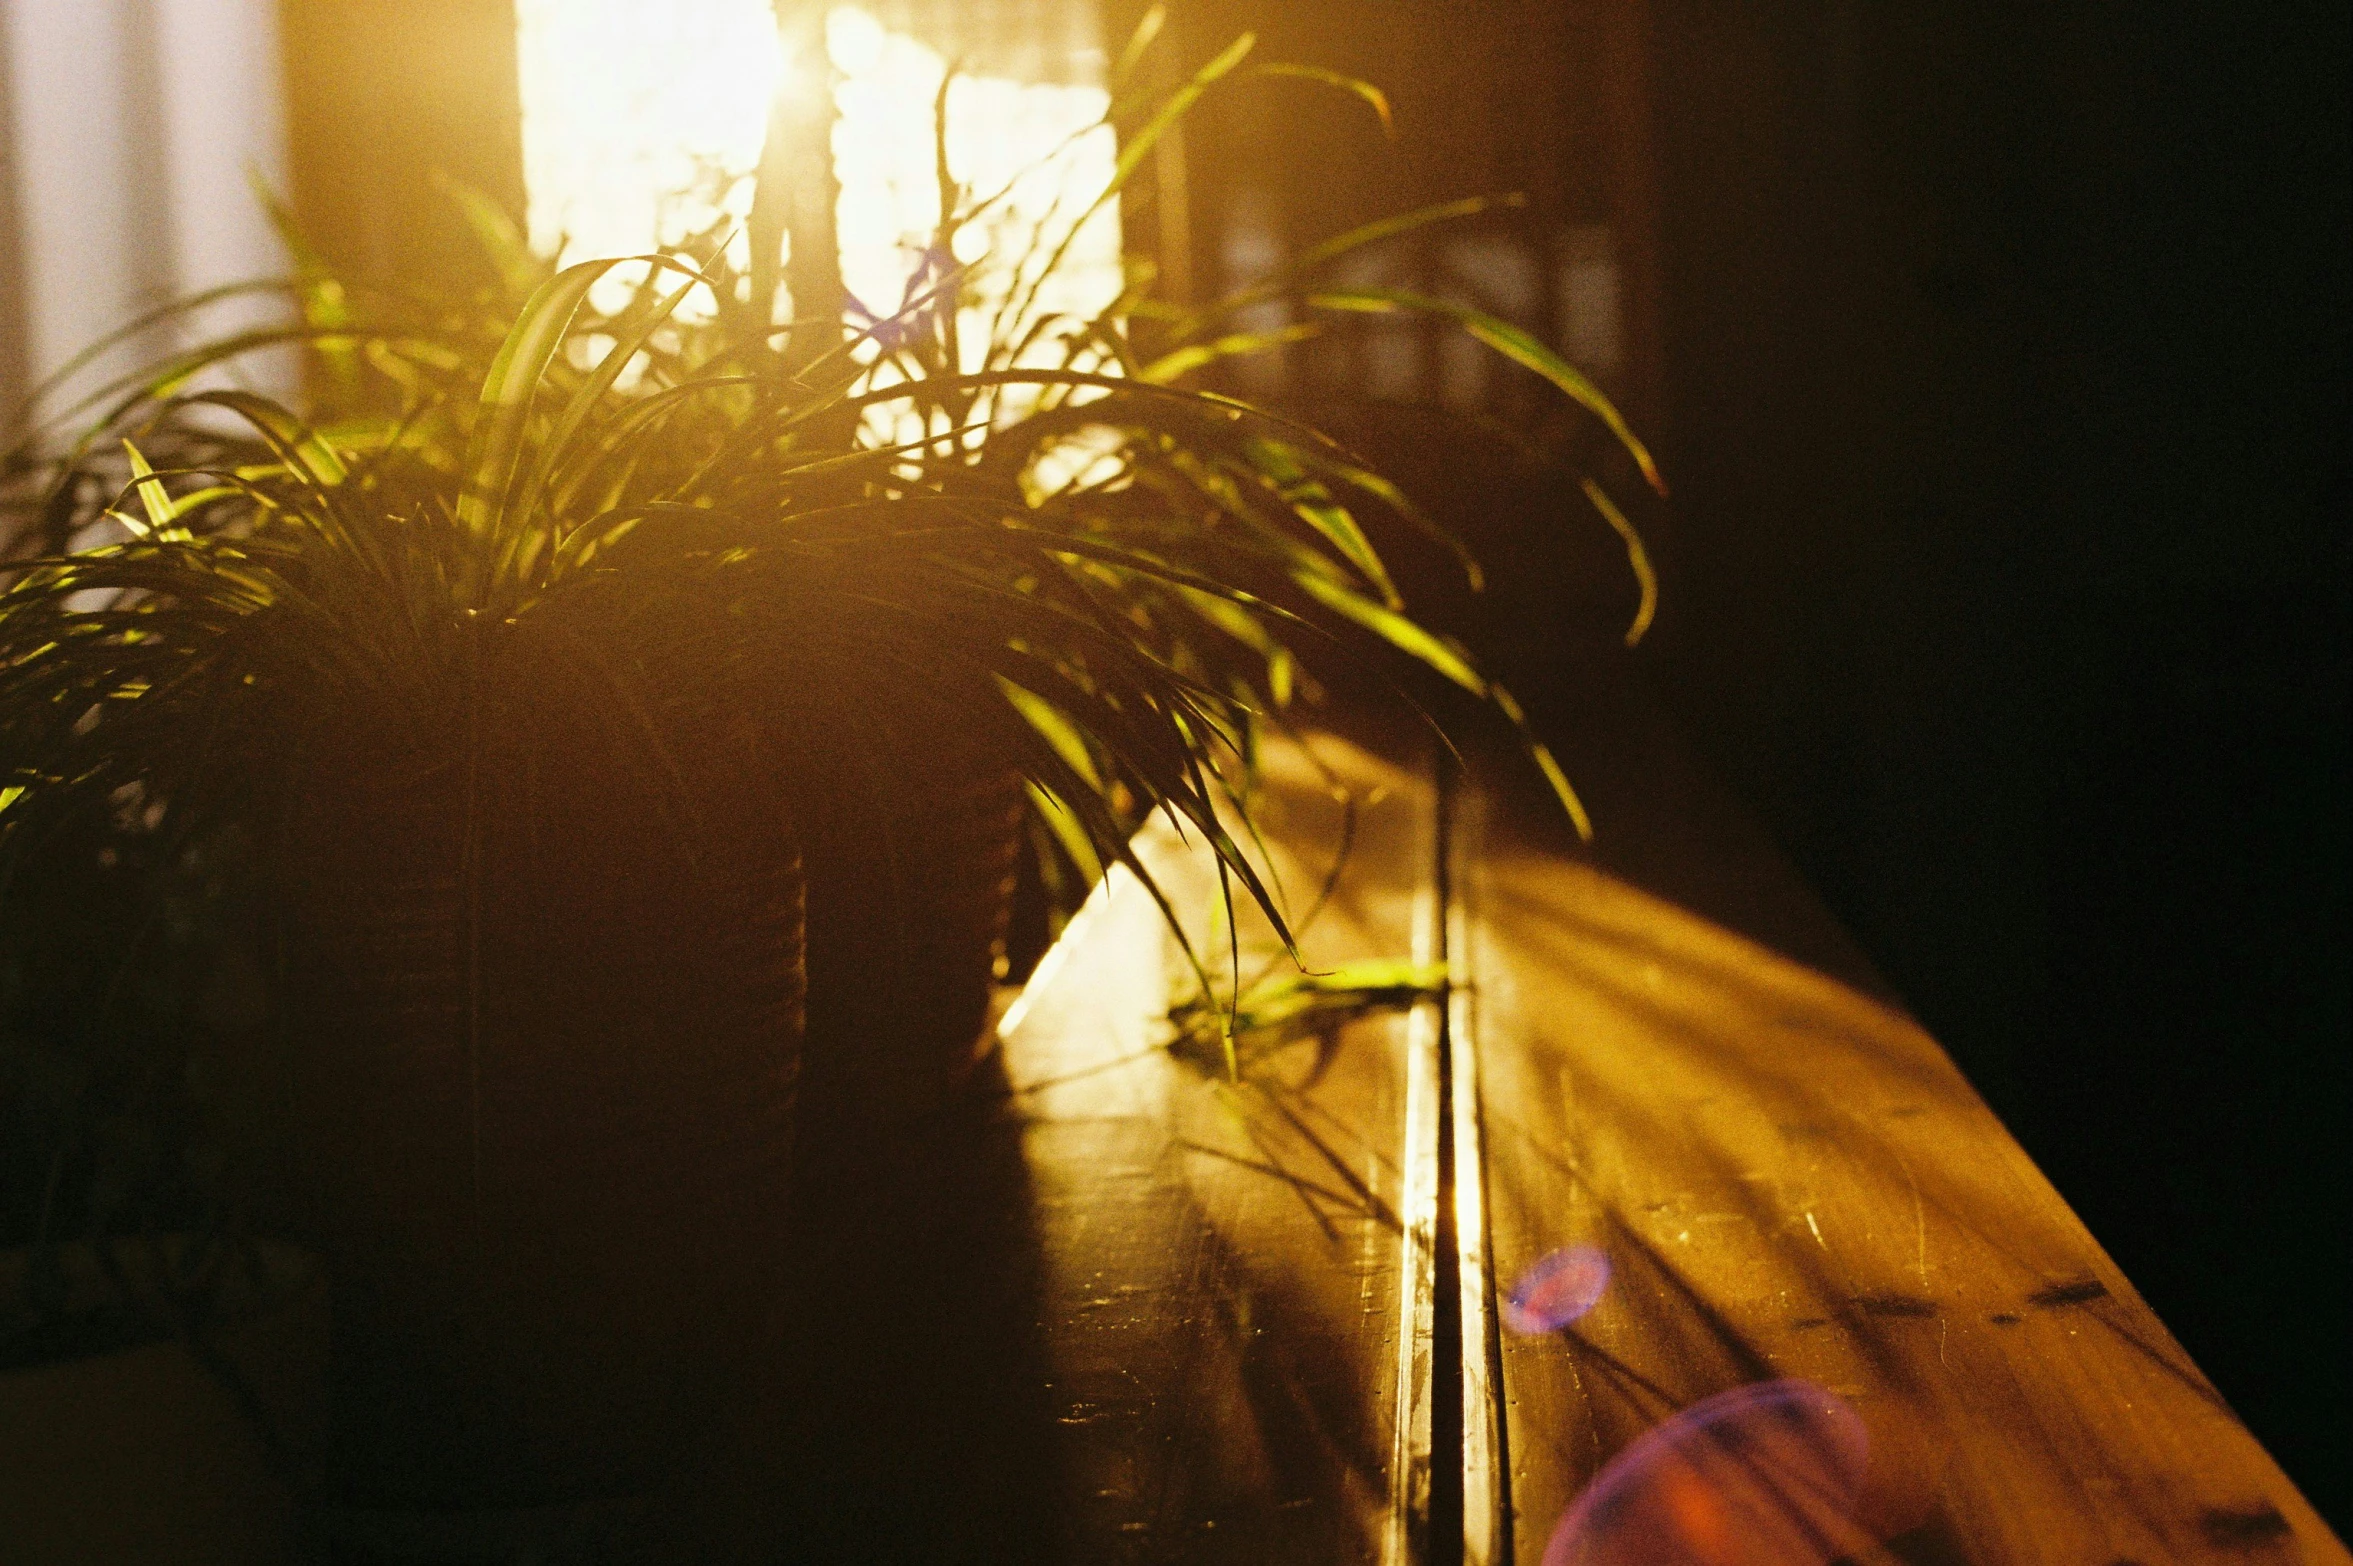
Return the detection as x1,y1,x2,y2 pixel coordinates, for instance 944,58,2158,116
513,0,1122,364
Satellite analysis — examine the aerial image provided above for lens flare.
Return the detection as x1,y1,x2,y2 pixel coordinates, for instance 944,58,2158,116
1504,1245,1612,1333
1542,1380,1871,1566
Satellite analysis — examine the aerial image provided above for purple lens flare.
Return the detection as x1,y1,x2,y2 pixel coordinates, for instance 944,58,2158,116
1504,1245,1612,1333
1542,1379,1872,1566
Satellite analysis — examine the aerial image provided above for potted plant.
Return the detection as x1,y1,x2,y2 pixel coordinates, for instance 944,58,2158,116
0,19,1659,1527
0,267,823,1512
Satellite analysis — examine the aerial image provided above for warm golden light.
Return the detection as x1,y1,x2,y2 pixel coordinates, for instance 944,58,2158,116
514,0,784,264
514,2,1122,365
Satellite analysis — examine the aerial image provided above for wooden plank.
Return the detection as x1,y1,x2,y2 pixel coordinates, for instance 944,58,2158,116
1449,779,1510,1566
997,733,1432,1563
1463,758,2347,1562
16,708,2325,1561
1387,851,1441,1566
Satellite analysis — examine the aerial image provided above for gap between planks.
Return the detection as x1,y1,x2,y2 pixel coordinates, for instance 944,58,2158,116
1388,756,1510,1566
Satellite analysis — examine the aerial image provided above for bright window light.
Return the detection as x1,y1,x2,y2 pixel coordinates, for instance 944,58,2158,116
514,1,1121,371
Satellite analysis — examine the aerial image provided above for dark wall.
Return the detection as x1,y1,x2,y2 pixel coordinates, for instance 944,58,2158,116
1639,0,2349,1506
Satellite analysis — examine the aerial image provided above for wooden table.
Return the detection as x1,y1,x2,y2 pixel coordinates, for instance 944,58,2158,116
1,726,2339,1562
996,727,2341,1563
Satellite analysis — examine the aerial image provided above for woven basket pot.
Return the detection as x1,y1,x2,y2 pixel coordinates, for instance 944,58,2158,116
272,633,804,1512
794,725,1024,1125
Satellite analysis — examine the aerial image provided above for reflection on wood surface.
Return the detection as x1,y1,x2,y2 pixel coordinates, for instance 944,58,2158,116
1,726,2340,1563
1467,809,2344,1562
998,734,1429,1563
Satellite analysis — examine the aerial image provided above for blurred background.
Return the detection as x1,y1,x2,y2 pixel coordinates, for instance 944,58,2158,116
3,0,2343,1513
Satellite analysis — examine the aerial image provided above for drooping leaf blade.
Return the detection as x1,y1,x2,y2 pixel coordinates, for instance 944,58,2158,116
1306,285,1665,495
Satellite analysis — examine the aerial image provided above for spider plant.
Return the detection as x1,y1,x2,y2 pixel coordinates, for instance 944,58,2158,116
1,16,1663,1056
0,11,1673,1522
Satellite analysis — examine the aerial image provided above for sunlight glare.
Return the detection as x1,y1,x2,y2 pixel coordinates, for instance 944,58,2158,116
514,1,785,265
515,2,1122,379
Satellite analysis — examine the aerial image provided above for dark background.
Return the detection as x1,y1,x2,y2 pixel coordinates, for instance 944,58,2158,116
1165,0,2350,1513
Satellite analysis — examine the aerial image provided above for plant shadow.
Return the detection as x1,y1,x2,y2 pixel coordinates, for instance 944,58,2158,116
706,1043,1063,1564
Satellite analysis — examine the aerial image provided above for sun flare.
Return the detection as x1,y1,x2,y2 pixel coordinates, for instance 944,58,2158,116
513,1,1122,360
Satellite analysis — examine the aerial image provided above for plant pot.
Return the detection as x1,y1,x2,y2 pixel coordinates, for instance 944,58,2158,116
768,647,1027,1125
797,746,1025,1122
271,636,804,1511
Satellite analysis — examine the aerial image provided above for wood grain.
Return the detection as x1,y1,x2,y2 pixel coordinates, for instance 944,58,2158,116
1,720,2337,1563
997,734,1430,1564
1464,788,2346,1562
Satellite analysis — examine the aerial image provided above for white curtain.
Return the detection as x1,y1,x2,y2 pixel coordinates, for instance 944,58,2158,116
0,0,289,425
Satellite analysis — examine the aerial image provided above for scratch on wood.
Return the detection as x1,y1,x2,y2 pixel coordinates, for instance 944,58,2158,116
1851,1103,1932,1290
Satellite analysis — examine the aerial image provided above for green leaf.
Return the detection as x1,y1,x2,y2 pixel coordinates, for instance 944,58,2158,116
1173,583,1283,658
1321,454,1484,592
119,441,190,543
1580,478,1656,647
1305,285,1665,495
1268,647,1296,708
456,257,625,549
1168,959,1449,1071
7,277,288,431
180,390,347,488
996,676,1106,794
1489,683,1593,842
981,32,1256,374
1138,322,1323,384
1292,195,1516,281
509,264,709,573
548,373,761,517
1245,63,1392,135
1289,570,1484,694
1025,779,1105,890
1110,3,1168,92
845,367,1366,478
250,169,362,396
433,172,545,300
1173,194,1516,341
1294,958,1449,993
1114,33,1255,193
1244,437,1400,606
